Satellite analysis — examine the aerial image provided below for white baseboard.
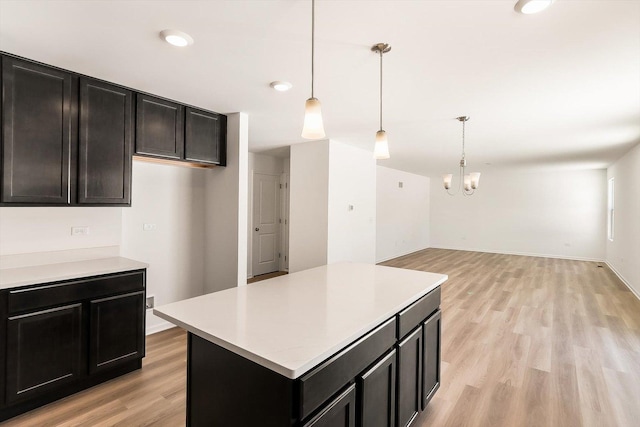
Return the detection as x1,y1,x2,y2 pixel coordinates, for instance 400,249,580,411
376,247,432,264
146,320,175,336
430,245,604,263
605,261,640,301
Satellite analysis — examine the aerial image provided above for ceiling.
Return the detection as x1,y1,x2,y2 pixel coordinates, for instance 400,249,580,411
1,0,639,177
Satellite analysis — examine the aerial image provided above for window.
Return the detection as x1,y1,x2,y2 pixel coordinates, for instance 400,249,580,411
607,177,615,241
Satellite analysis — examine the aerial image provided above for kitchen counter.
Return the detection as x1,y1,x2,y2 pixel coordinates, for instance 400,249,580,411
154,262,447,379
0,256,149,289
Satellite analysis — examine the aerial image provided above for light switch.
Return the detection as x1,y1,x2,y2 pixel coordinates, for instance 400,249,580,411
143,223,156,231
71,226,89,236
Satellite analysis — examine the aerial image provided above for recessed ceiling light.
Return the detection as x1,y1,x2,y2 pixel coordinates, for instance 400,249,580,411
514,0,555,14
270,81,293,92
160,29,194,47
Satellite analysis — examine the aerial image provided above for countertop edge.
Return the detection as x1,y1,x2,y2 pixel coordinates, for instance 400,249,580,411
154,273,447,379
0,257,149,290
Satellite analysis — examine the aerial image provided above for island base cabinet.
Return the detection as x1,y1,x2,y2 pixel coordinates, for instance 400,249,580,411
187,333,296,427
358,349,396,427
397,327,422,427
422,310,441,409
302,385,356,427
5,304,83,403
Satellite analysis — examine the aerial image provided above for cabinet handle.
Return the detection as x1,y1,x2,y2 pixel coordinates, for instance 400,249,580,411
255,228,260,231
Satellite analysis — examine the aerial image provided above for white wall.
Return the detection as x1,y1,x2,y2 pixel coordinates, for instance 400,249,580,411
204,112,248,293
430,169,607,261
247,152,285,278
606,143,640,297
120,161,206,334
289,140,330,273
327,142,376,264
376,166,430,263
0,207,121,256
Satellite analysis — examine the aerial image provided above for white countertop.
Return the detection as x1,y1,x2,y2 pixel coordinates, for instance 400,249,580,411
154,263,447,379
0,257,148,289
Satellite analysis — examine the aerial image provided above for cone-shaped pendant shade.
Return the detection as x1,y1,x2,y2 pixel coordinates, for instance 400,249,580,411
374,130,390,159
301,97,326,139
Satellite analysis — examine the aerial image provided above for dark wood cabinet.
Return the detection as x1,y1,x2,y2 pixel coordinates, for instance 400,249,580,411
358,349,396,427
302,384,356,427
397,327,422,427
422,310,441,410
1,51,227,207
135,93,184,160
5,304,83,403
78,78,132,205
1,57,76,204
89,291,144,373
0,270,146,422
185,107,226,165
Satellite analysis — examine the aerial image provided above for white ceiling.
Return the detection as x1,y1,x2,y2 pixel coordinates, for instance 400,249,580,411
1,0,639,177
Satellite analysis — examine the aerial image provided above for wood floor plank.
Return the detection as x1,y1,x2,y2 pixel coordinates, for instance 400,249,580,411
3,248,639,426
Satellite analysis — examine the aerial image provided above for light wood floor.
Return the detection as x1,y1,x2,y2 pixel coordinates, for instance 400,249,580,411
3,249,639,426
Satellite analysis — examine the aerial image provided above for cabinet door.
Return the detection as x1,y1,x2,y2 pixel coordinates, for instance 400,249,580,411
397,327,422,427
1,56,75,204
422,310,441,409
302,384,356,427
89,291,144,373
135,93,184,159
5,304,83,403
185,107,226,165
78,78,132,205
358,349,396,427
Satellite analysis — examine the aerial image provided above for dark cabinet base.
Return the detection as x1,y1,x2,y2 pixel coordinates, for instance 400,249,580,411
0,358,141,422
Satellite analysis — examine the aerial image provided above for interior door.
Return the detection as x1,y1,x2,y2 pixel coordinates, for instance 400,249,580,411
252,173,280,276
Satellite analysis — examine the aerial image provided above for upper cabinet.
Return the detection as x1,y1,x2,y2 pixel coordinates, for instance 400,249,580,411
0,52,227,207
135,98,226,167
78,78,133,205
1,57,76,205
185,107,226,165
135,93,184,160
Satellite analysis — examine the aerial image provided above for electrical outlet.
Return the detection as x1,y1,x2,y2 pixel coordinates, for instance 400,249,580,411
71,226,89,236
143,223,156,231
146,296,155,310
398,181,403,188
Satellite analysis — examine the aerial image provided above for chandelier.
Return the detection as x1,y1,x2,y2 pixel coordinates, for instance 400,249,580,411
443,116,481,195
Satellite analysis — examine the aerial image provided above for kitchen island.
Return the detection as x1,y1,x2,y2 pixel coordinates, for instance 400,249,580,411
154,263,447,427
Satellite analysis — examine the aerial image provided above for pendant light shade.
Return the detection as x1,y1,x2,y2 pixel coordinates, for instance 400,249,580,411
374,130,390,159
372,43,392,159
301,0,325,140
302,97,325,139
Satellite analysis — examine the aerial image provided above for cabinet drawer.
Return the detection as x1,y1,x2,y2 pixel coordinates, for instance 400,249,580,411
8,271,145,315
302,384,356,427
397,286,440,339
299,317,396,421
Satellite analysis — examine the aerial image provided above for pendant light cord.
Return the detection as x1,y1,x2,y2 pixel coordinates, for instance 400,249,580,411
311,0,315,99
379,49,383,131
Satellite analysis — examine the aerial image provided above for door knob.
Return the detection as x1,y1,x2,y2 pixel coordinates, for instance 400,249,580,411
255,227,259,231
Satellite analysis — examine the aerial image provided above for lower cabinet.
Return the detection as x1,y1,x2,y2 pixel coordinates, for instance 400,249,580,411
89,291,145,373
397,328,422,427
0,270,146,422
358,349,396,427
185,286,442,427
302,385,357,427
6,304,83,403
422,310,441,409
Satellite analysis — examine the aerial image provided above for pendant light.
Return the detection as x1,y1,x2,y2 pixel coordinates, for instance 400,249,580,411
372,43,391,159
301,0,325,139
443,116,481,196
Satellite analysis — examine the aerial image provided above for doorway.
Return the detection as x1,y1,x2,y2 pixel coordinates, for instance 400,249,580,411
251,173,280,276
